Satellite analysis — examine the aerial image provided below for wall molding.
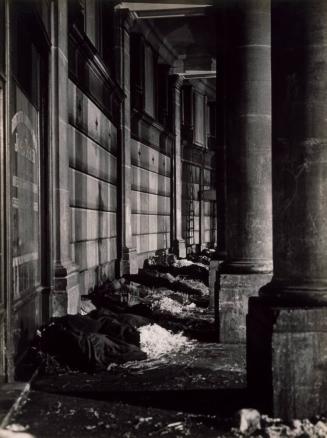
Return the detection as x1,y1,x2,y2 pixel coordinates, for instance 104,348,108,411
182,144,216,170
68,25,124,126
131,109,174,156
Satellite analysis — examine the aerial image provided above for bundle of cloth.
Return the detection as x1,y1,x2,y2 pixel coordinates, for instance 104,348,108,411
127,270,208,296
39,308,151,372
144,254,209,285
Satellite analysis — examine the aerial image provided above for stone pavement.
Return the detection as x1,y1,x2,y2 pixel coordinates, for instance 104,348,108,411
5,344,249,438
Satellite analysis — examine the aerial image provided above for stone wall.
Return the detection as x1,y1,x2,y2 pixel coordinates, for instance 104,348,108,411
68,80,118,294
67,17,122,293
68,81,117,293
131,136,172,266
129,26,174,267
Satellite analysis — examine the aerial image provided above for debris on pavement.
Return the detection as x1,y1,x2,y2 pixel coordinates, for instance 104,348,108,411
259,415,327,438
0,429,35,438
157,420,189,436
79,298,96,315
5,424,29,433
156,296,186,315
0,424,34,438
230,413,327,437
233,409,261,435
139,323,195,359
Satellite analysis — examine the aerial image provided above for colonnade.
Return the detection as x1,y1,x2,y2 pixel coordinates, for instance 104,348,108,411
218,0,327,419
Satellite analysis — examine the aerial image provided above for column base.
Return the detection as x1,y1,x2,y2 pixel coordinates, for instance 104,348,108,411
51,262,80,317
260,278,327,305
221,259,273,274
172,239,186,259
209,259,224,310
247,297,327,420
118,247,138,277
218,273,272,343
216,249,227,260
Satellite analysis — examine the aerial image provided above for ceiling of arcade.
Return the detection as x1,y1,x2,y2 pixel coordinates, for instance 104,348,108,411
115,0,217,84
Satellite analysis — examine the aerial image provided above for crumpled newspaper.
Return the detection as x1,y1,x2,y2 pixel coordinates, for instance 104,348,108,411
139,323,195,359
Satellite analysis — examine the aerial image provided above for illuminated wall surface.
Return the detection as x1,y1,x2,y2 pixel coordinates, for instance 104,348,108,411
0,0,217,377
68,79,119,293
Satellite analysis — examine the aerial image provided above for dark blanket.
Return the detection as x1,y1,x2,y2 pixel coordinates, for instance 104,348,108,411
127,270,205,296
40,314,148,372
88,294,153,318
145,264,209,285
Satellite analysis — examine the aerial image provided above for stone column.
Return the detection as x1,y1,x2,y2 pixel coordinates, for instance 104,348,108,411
215,39,227,261
199,153,206,252
218,0,273,342
50,0,80,316
114,9,138,275
170,75,186,258
248,0,327,420
210,45,228,316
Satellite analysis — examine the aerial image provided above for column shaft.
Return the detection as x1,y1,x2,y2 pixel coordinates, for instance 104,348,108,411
215,38,227,259
218,0,272,342
248,0,327,419
224,0,272,273
199,155,206,251
170,75,186,258
261,0,327,303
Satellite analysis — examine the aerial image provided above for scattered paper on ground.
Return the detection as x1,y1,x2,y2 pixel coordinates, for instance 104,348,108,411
231,414,327,438
173,259,208,270
0,425,35,438
173,259,194,268
176,277,209,296
156,297,184,314
262,417,327,438
139,323,195,359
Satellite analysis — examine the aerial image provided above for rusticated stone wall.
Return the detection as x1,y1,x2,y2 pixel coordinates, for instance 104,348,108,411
67,24,122,293
68,80,118,293
131,137,171,265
